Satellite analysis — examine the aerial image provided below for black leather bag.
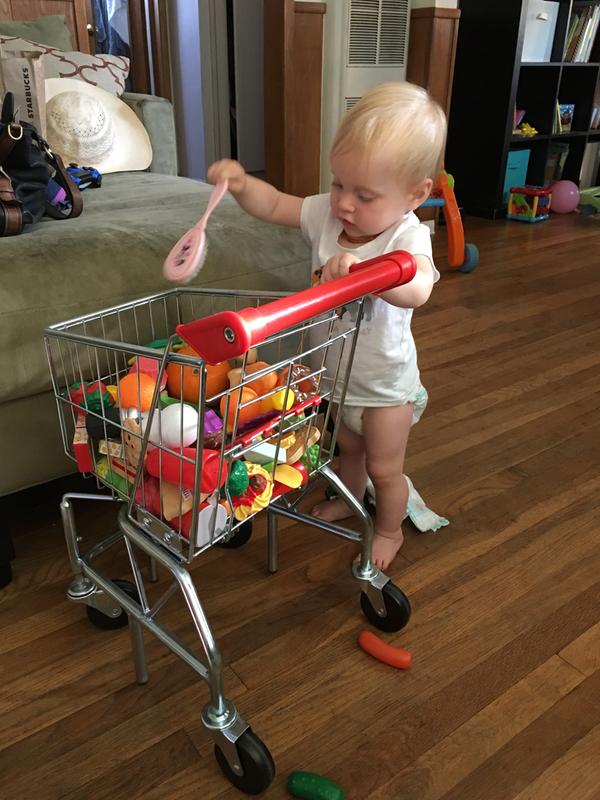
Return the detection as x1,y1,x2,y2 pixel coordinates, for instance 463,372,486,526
0,92,82,236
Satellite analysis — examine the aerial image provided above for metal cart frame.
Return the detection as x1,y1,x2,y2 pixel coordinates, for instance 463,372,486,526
45,254,415,795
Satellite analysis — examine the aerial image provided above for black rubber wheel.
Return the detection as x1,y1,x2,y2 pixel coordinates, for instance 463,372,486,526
216,520,253,549
214,728,275,795
86,579,139,630
360,581,412,632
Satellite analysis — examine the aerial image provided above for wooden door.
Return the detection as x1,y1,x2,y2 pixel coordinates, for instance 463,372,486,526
0,0,94,53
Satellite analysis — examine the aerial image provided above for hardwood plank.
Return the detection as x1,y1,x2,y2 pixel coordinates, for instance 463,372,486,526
511,723,600,800
369,656,584,800
559,622,600,678
437,671,600,800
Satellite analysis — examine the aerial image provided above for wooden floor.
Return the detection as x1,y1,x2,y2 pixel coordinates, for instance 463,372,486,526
2,214,600,800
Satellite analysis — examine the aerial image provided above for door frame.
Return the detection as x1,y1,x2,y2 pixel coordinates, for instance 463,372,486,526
198,0,231,166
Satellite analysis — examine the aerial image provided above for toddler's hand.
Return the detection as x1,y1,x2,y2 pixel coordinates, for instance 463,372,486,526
320,252,361,282
207,159,247,195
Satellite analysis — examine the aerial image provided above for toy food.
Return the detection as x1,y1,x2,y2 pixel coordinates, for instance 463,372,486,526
118,372,157,412
230,347,258,367
220,386,260,431
146,446,227,493
129,355,167,390
273,461,308,489
166,345,230,403
141,403,199,449
277,363,319,402
226,459,249,497
62,380,114,413
203,408,224,449
228,361,279,396
232,464,273,520
287,771,345,800
357,630,412,670
122,417,145,468
301,443,320,471
285,426,320,464
259,386,294,414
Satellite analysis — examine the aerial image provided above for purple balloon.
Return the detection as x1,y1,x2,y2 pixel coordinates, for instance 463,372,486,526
551,180,579,214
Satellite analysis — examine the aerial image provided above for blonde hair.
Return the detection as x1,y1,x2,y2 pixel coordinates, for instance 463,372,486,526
331,82,447,187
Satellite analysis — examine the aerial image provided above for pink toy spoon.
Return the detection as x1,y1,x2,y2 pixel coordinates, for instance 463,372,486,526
163,179,228,284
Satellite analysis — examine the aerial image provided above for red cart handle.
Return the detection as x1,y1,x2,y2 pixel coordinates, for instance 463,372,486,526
176,250,416,364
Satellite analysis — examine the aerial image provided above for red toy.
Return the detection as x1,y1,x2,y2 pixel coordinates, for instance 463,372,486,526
358,630,412,669
146,447,227,493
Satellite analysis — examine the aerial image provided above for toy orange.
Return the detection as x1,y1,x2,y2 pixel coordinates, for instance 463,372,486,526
244,361,279,395
166,346,230,403
220,386,260,431
118,372,157,411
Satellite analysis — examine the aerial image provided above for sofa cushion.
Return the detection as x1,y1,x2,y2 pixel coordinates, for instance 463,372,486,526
1,173,311,404
0,15,72,50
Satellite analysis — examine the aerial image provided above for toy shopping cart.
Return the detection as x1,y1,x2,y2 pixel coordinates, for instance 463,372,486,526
45,252,416,795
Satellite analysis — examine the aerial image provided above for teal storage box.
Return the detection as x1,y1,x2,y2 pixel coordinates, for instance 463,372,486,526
503,149,531,205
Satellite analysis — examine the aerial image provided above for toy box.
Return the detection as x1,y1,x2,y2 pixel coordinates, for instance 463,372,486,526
506,185,552,222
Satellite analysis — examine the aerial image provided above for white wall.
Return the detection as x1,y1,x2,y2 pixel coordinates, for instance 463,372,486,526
168,0,206,180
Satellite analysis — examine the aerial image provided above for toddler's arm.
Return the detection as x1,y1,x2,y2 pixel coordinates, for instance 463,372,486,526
319,253,434,309
207,159,303,228
378,255,434,309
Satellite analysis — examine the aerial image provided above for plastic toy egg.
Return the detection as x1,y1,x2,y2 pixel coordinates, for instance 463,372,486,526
141,403,199,449
118,372,157,412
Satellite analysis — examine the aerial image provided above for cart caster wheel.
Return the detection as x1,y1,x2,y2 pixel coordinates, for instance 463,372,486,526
214,728,275,795
86,579,139,630
216,520,253,549
459,243,479,273
361,581,411,632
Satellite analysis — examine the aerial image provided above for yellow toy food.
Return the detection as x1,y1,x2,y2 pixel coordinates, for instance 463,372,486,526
260,387,295,414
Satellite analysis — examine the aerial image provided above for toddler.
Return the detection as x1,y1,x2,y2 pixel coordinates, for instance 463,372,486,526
208,81,447,570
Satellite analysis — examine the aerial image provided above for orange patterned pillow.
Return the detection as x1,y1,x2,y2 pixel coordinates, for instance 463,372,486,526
0,37,129,95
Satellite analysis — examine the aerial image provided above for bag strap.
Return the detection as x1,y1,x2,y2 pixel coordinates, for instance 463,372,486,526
0,123,23,167
0,168,23,236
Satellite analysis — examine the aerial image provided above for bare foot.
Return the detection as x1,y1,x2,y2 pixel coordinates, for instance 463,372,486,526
371,530,404,571
312,498,354,523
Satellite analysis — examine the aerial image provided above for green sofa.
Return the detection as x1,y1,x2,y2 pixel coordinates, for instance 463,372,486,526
0,93,311,497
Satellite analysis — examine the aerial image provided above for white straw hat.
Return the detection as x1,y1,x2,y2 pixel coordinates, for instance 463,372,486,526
45,78,152,173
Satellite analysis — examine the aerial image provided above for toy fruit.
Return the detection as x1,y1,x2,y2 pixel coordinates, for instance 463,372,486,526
166,345,230,403
358,630,412,670
238,361,279,395
260,386,295,414
117,372,157,412
287,771,345,800
220,386,260,431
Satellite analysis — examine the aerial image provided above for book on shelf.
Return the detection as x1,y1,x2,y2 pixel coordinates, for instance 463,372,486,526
591,105,600,130
565,3,600,62
559,103,575,132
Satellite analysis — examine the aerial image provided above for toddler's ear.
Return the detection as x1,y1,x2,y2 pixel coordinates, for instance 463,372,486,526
408,178,433,211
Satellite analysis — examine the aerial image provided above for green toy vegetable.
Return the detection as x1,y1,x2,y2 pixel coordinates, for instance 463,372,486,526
301,443,320,471
287,772,344,800
226,459,249,497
